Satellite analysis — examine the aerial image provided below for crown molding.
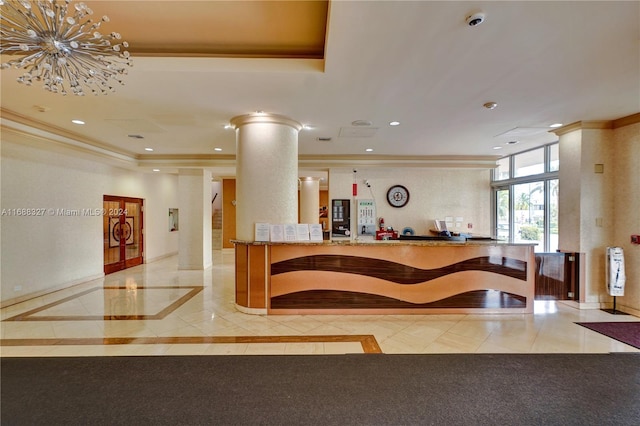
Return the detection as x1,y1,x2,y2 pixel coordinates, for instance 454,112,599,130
1,117,138,169
1,108,138,159
613,112,640,129
230,113,302,131
551,112,640,136
298,155,500,169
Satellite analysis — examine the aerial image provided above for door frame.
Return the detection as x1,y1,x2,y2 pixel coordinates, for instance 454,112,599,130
103,195,144,274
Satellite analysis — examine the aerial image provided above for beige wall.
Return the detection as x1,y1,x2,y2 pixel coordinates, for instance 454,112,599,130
328,167,491,237
613,121,640,315
1,135,179,305
557,117,640,314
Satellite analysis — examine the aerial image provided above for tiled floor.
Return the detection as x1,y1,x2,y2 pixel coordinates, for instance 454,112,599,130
1,249,638,357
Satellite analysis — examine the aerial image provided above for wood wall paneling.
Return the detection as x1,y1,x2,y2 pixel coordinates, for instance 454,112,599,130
222,179,236,248
235,244,248,306
248,245,267,308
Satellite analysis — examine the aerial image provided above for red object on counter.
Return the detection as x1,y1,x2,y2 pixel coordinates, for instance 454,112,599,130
376,230,399,240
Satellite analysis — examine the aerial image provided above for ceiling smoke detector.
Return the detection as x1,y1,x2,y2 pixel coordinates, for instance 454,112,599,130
466,12,486,27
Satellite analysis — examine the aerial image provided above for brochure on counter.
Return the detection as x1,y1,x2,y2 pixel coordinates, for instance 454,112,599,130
256,223,324,242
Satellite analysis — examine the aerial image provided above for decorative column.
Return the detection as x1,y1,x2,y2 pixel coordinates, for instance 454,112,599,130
299,177,320,224
178,169,212,270
230,113,301,314
230,113,302,240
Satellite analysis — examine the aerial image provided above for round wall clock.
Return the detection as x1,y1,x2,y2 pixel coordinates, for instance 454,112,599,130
386,185,410,208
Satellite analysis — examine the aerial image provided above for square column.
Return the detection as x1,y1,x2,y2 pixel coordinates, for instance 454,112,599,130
178,169,212,270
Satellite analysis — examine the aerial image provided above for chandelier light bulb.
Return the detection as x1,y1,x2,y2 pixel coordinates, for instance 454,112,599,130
0,0,133,96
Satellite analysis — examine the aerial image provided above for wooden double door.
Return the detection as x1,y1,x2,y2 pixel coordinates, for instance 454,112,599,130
103,195,144,274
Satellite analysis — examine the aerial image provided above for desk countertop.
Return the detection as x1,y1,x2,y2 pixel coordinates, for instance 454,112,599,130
232,239,536,247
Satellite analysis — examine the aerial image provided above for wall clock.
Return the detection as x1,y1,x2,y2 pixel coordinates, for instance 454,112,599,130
386,185,410,208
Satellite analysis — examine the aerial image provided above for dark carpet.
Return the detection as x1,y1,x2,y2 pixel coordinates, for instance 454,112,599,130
2,353,640,426
576,322,640,349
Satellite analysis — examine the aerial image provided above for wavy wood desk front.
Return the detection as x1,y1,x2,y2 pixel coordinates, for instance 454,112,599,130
233,240,536,315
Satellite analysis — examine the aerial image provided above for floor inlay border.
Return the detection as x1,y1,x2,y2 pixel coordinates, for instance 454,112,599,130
2,286,203,321
0,335,382,354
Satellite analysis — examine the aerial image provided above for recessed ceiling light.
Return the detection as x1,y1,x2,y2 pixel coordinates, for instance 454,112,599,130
352,120,372,126
492,146,503,150
144,147,154,152
71,119,85,125
302,125,314,130
483,102,498,110
224,124,233,129
549,123,563,128
214,147,222,152
365,148,373,152
152,169,160,172
506,140,519,145
128,134,144,139
389,121,400,126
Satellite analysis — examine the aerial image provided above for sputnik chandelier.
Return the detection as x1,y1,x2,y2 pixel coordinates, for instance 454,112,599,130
0,0,132,95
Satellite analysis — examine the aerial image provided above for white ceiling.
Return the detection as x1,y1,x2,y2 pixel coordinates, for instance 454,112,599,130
1,1,639,179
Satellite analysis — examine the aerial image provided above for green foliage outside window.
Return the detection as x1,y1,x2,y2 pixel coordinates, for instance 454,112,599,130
519,226,540,241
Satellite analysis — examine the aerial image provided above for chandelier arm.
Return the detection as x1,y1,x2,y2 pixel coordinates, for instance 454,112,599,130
1,9,32,32
1,0,131,95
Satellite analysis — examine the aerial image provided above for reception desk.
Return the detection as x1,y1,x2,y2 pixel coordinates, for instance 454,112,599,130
233,240,535,315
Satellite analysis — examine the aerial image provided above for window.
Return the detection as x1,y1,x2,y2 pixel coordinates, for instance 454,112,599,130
494,157,510,181
549,144,559,172
514,181,545,249
514,147,544,177
496,188,509,240
548,179,559,252
491,143,559,252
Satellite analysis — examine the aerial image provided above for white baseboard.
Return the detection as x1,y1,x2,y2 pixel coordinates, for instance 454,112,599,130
557,300,603,310
145,251,178,264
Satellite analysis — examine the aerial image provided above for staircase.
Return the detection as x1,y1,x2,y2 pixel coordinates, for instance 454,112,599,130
212,208,222,249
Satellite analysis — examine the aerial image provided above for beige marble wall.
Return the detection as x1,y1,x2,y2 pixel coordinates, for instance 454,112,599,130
581,128,616,305
557,117,640,313
558,130,583,251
